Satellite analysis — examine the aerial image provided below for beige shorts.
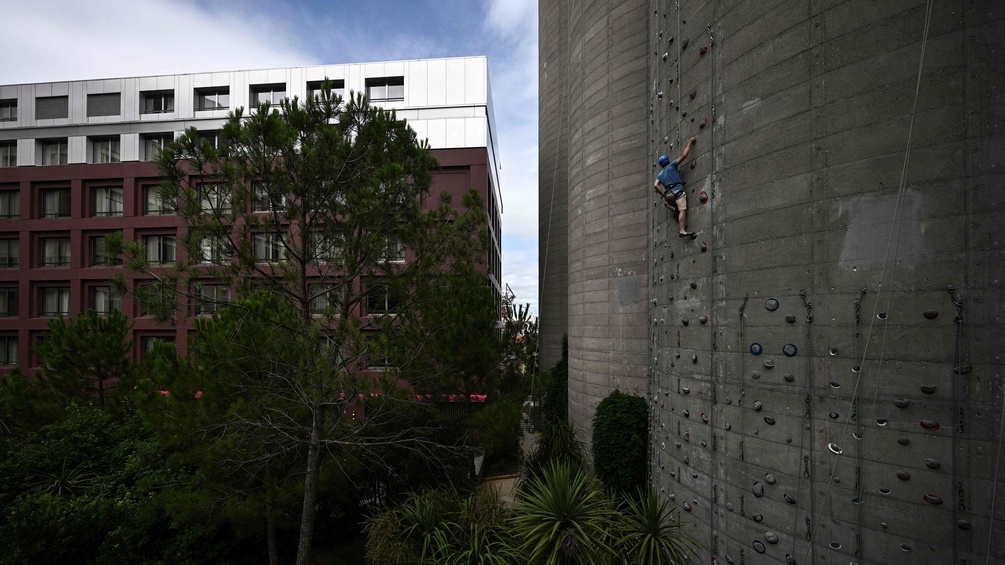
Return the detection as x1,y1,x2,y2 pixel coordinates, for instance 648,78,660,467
676,192,687,211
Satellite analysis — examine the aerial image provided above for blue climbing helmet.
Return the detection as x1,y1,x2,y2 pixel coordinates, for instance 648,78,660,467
658,155,671,167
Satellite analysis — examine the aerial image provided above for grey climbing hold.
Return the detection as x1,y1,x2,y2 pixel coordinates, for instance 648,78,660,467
829,412,839,419
954,364,973,375
829,381,841,388
752,540,766,554
829,542,841,550
689,281,697,289
764,531,778,544
785,554,796,565
764,416,775,425
763,359,774,368
689,88,696,99
724,396,732,404
764,473,776,485
879,488,891,495
662,52,669,61
828,442,842,455
725,423,731,430
682,318,689,326
682,38,689,50
876,312,887,320
897,437,910,445
784,374,794,383
785,315,796,323
750,343,763,355
920,385,937,395
786,436,792,443
876,418,888,426
692,353,698,364
829,348,838,356
901,544,912,552
683,409,690,418
752,482,764,497
682,386,689,394
894,398,909,408
958,520,972,530
923,310,938,319
751,372,760,380
784,493,796,504
765,298,779,311
753,401,763,411
726,502,733,511
657,91,664,99
668,35,674,45
699,315,708,324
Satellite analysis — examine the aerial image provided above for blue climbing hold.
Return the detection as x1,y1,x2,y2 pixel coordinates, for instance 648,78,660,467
782,344,798,357
750,342,763,356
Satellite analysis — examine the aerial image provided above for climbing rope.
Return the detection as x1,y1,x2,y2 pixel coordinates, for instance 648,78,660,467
804,0,934,561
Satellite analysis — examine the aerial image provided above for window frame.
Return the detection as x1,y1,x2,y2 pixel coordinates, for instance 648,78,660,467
306,80,346,100
38,286,70,317
365,279,401,316
195,87,230,111
197,236,229,265
39,236,71,268
143,234,177,266
0,287,18,317
140,90,175,114
0,141,15,168
90,136,121,163
252,181,286,213
90,186,123,217
0,238,18,268
250,83,287,106
142,185,175,216
141,133,173,161
196,284,229,316
89,234,122,267
198,183,231,214
0,99,16,122
0,335,17,366
89,285,122,316
365,77,405,102
252,232,283,264
0,190,19,219
39,187,71,218
40,139,68,166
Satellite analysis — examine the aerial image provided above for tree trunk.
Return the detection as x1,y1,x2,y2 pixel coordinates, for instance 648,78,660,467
295,411,322,565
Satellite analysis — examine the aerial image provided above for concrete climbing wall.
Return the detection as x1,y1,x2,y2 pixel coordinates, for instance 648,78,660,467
646,1,1004,564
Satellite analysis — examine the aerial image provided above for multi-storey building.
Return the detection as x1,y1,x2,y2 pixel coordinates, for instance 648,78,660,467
0,57,502,371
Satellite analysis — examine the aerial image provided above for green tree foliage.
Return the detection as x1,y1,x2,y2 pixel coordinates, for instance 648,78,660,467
113,82,486,565
470,397,523,466
540,335,568,424
499,302,539,401
591,390,648,495
34,310,133,406
617,489,698,565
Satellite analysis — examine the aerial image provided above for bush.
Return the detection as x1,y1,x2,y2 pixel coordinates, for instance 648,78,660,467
470,397,522,467
592,390,648,495
540,335,568,424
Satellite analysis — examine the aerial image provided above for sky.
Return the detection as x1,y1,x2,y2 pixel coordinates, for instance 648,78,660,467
1,0,540,315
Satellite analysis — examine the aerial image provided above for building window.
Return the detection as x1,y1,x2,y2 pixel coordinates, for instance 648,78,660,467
35,96,68,120
39,188,71,218
142,133,173,161
40,139,68,165
0,141,15,167
0,288,18,317
250,83,287,105
366,77,404,102
307,80,345,99
196,284,228,316
90,234,122,267
198,130,222,150
39,286,70,317
366,280,401,315
143,185,175,216
311,231,340,264
198,184,231,214
195,87,229,111
141,335,175,354
40,237,71,267
0,239,18,268
366,335,393,369
309,284,340,316
91,186,123,217
87,93,121,117
253,233,283,263
0,336,16,365
0,191,19,219
143,234,176,265
91,136,120,163
0,99,16,121
197,236,229,265
141,90,174,114
90,286,121,315
252,182,286,213
379,236,405,263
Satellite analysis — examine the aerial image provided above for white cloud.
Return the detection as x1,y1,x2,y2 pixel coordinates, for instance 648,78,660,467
1,0,313,84
485,0,538,38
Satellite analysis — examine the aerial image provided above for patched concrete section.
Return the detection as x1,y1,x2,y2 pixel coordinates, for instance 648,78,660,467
840,191,926,269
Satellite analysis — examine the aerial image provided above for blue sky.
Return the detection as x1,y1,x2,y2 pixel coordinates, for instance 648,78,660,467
3,0,540,314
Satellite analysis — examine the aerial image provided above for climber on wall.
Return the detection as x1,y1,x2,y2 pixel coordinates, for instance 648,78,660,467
654,135,697,239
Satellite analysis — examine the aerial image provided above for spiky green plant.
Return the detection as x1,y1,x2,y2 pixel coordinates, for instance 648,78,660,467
617,488,697,564
510,460,615,565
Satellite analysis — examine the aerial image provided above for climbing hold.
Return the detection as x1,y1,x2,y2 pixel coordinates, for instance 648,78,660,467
725,423,731,430
920,420,940,431
783,493,796,504
684,432,691,442
752,541,766,554
692,353,698,364
901,544,912,552
829,348,838,356
750,343,763,355
753,401,763,411
782,344,798,357
923,494,943,505
784,374,794,383
700,241,707,252
958,520,972,530
764,298,779,311
753,514,763,522
876,312,887,320
724,396,732,404
876,418,888,426
763,359,774,368
701,412,709,423
690,281,697,289
785,555,796,565
699,46,708,56
683,409,690,418
852,432,862,439
689,88,696,99
920,385,937,395
752,482,765,497
829,381,840,388
896,471,910,481
662,52,669,61
764,416,776,425
897,437,910,445
925,458,941,469
699,315,708,324
657,91,664,99
829,542,842,550
682,318,689,326
828,442,842,455
879,488,891,495
954,364,973,375
893,399,909,408
689,161,696,169
699,191,708,203
764,473,776,484
668,35,674,45
699,117,708,129
764,532,778,544
682,38,689,50
751,372,760,380
682,386,690,394
923,310,938,319
684,501,692,512
829,412,839,419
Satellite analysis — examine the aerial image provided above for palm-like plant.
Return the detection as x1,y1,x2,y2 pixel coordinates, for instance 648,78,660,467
617,488,697,564
511,460,615,565
365,489,454,564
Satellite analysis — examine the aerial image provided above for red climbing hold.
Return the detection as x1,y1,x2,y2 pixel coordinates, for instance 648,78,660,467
700,117,708,129
699,46,708,56
699,191,708,204
701,241,708,253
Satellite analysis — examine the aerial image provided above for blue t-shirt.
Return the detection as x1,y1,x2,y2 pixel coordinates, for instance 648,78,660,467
657,161,684,196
